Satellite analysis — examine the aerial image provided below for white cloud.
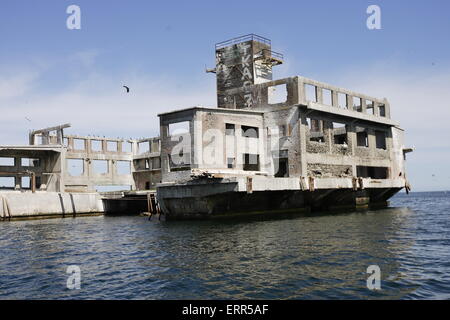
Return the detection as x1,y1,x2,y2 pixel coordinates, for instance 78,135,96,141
0,71,38,99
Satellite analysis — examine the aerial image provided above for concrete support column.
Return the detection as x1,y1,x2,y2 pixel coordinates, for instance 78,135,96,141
316,87,323,104
298,113,308,177
297,78,306,105
361,99,367,114
346,95,353,110
331,90,338,107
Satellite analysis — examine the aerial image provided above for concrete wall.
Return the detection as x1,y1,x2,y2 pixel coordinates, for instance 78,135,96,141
0,191,104,219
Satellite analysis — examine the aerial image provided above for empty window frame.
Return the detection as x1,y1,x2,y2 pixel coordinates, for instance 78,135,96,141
241,126,259,138
356,166,389,179
121,142,133,153
379,105,386,117
338,92,347,108
307,118,325,143
243,153,260,171
68,159,84,176
323,88,332,106
169,121,190,136
21,176,31,189
93,160,108,174
375,130,387,150
332,122,348,145
116,161,131,175
366,100,375,115
138,141,150,154
107,141,118,152
91,140,103,152
356,127,369,147
353,97,362,112
268,84,287,104
21,158,40,167
305,84,317,102
227,157,235,169
73,138,85,150
225,123,235,136
0,157,15,166
0,177,15,188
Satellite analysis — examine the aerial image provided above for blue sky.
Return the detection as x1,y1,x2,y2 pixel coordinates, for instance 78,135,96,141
1,0,450,191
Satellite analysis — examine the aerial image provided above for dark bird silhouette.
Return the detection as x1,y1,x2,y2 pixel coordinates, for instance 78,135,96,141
123,85,130,93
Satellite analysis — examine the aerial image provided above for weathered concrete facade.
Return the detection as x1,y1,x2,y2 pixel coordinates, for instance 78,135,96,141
156,34,412,219
0,34,412,220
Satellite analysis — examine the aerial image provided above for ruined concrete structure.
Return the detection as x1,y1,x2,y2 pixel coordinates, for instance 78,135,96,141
156,34,412,219
0,34,412,220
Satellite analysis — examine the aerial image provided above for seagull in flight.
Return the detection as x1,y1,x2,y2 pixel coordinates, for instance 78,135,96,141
123,85,130,93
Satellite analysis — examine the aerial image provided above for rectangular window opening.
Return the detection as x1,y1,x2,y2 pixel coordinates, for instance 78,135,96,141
107,141,118,152
353,97,362,112
68,159,84,176
73,138,85,150
93,160,108,174
0,177,15,189
243,153,260,171
357,166,389,179
323,89,332,106
307,118,325,143
338,93,347,108
375,130,387,150
356,127,369,147
138,142,150,154
169,121,190,136
268,84,287,104
116,160,131,175
21,158,40,167
305,84,317,102
225,123,235,136
0,157,15,166
241,126,259,138
332,122,348,145
91,140,103,152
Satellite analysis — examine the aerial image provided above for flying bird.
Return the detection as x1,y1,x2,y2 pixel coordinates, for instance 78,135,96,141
123,85,130,93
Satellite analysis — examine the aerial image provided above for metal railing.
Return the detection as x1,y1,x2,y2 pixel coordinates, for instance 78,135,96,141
215,34,271,49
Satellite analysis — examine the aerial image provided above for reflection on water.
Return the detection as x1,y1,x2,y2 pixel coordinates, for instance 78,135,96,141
0,192,449,299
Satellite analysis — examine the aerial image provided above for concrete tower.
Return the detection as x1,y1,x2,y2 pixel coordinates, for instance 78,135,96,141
213,34,283,109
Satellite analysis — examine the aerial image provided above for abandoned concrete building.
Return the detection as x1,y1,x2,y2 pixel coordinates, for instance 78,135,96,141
0,34,412,220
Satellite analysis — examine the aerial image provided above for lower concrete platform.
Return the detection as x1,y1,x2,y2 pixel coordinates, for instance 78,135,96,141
0,191,104,220
157,179,403,220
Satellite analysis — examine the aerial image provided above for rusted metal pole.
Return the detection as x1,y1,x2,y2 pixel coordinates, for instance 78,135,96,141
31,172,36,193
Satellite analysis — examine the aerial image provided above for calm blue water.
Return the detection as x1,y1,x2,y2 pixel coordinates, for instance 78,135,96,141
0,191,449,300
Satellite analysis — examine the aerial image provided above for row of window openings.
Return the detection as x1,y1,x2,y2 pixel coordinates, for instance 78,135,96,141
67,159,131,176
0,157,40,167
0,176,41,189
307,119,387,149
135,158,161,170
67,139,158,153
305,84,386,117
226,124,260,138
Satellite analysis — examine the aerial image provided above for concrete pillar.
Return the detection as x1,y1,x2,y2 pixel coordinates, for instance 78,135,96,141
315,86,323,104
361,99,367,114
297,78,306,105
331,90,338,107
346,95,353,110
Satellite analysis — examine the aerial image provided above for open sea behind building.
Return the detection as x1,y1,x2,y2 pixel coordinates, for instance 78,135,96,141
0,191,449,299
